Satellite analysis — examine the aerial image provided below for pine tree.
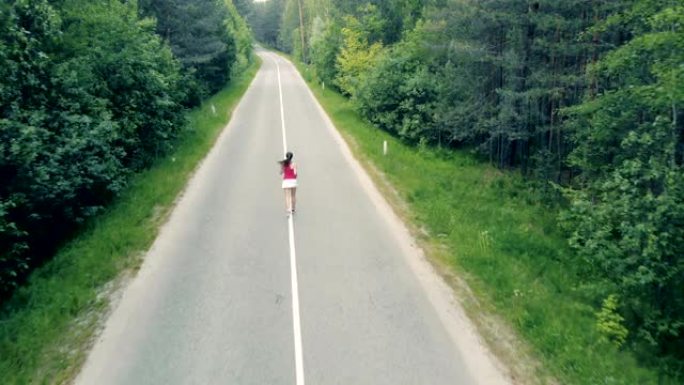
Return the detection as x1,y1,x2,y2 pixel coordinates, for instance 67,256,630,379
562,0,684,361
140,0,236,95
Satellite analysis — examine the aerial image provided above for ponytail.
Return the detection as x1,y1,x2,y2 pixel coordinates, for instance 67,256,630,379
280,151,293,167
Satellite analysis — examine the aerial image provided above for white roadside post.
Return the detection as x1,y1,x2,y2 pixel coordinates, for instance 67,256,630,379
211,104,217,116
383,140,388,156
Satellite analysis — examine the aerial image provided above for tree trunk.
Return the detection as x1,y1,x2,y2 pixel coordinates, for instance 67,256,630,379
297,0,307,62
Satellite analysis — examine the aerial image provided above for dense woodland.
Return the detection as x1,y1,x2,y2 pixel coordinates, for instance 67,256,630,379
0,0,251,297
238,0,684,376
0,0,681,381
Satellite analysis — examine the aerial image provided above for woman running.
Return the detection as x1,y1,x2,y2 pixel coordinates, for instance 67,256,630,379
279,151,297,214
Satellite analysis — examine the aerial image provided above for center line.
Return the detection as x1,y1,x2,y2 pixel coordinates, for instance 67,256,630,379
274,56,305,385
276,57,288,156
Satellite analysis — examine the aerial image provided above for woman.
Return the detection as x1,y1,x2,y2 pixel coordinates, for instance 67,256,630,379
279,151,297,214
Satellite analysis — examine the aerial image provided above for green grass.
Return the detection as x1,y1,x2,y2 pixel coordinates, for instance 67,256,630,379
0,59,261,384
294,63,669,385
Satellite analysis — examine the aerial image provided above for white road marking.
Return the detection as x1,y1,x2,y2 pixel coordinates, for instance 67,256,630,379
276,58,288,156
287,215,304,385
274,56,306,385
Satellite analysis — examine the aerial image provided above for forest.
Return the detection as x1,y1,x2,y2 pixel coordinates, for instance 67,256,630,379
1,0,682,382
236,0,684,379
0,0,251,297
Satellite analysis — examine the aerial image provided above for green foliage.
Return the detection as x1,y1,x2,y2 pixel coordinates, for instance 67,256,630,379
309,16,342,85
58,0,186,168
0,0,253,376
242,0,423,61
224,0,254,75
277,0,300,55
0,60,260,384
354,26,438,143
1,0,62,288
140,0,236,98
300,73,672,385
334,14,383,96
0,0,252,300
562,1,684,362
238,0,684,376
329,0,422,45
596,295,629,348
0,0,177,295
249,0,285,48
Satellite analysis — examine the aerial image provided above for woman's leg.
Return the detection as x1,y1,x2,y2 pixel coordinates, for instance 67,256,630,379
284,189,292,212
291,187,297,212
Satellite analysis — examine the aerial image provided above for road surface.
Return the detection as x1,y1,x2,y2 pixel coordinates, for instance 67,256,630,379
75,50,511,385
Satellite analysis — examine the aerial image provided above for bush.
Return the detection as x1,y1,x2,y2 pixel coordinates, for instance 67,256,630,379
0,0,186,298
353,27,439,144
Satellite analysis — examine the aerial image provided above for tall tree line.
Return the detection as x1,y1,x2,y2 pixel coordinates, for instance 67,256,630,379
139,0,243,101
237,0,684,374
0,0,252,299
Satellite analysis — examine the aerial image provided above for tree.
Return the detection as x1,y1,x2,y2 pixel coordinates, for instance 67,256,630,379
334,12,383,96
250,0,285,48
238,0,684,373
0,0,185,297
562,0,684,362
354,24,438,143
140,0,236,97
309,16,342,85
224,0,254,75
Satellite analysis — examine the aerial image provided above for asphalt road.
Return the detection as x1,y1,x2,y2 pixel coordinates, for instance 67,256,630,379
75,51,509,385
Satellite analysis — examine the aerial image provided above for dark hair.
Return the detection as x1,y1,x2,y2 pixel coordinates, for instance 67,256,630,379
280,151,293,166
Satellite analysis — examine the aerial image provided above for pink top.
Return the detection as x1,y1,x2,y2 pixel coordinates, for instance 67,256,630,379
282,163,297,180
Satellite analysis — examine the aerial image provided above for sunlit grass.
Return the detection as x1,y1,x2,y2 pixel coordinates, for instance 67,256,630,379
0,59,261,384
296,62,666,385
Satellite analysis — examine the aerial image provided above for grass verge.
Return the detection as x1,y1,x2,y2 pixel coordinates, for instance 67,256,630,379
293,62,669,385
0,59,261,384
